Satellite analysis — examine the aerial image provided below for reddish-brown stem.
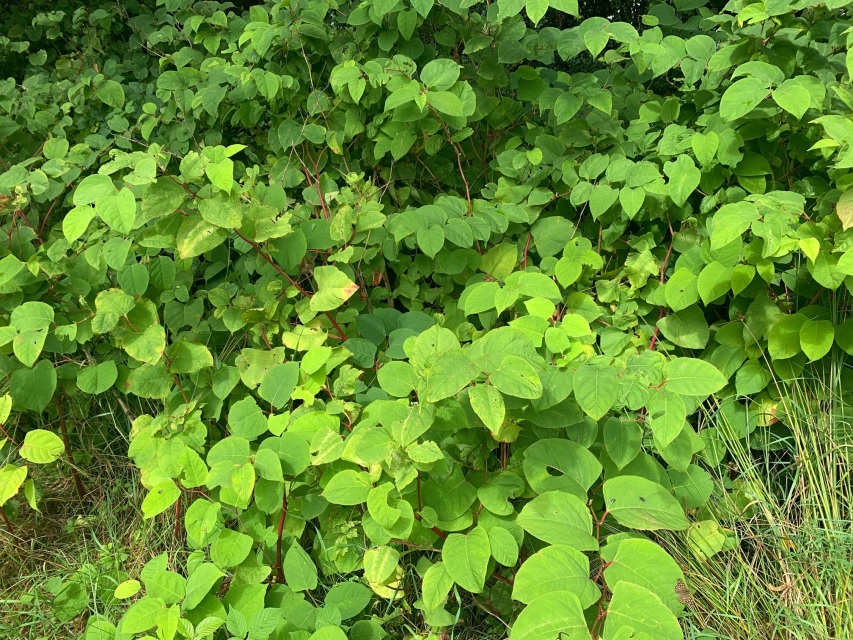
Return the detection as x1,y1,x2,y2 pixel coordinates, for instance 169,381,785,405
54,396,86,500
648,306,667,351
433,109,472,214
0,424,19,448
174,376,189,403
234,229,310,295
276,489,289,583
301,160,330,221
522,233,531,269
233,229,348,340
595,510,609,542
260,325,273,350
38,190,65,239
414,511,448,539
0,506,13,533
649,225,676,352
324,313,348,342
431,526,448,540
808,287,825,306
492,571,514,587
391,538,425,548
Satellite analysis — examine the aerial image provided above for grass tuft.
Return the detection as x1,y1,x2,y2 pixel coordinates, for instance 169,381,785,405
663,359,853,640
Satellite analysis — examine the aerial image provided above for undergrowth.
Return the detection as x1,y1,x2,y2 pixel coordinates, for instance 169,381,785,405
0,398,181,639
665,361,853,640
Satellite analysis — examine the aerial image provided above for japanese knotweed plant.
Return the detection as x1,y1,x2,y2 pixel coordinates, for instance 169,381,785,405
2,0,853,637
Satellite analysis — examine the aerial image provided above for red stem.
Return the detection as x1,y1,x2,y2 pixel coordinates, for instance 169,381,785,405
276,489,289,583
54,396,86,500
233,229,348,340
0,507,13,533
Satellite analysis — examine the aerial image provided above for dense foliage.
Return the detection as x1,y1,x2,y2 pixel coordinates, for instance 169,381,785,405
2,0,853,637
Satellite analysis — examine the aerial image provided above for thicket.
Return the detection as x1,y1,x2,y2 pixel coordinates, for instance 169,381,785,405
1,0,852,638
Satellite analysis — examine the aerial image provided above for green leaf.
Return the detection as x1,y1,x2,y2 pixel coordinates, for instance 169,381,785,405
468,384,505,434
657,305,710,349
426,90,464,117
309,627,348,640
490,355,542,399
768,313,806,360
417,226,445,258
603,476,689,531
0,464,27,506
603,418,642,470
510,591,589,640
572,363,618,420
663,155,700,207
113,580,141,600
73,174,114,206
377,361,419,398
664,269,699,312
663,357,727,396
311,266,359,312
720,77,769,121
199,194,243,228
142,480,181,519
176,215,229,259
554,92,582,125
513,544,599,607
210,529,254,568
324,582,372,619
648,393,686,449
525,0,549,23
800,318,833,361
697,262,733,305
837,189,853,231
422,562,454,611
364,545,399,583
420,59,460,91
123,325,166,364
166,340,213,374
710,201,760,250
772,80,811,119
323,470,372,505
13,329,47,367
97,187,136,234
205,158,234,193
96,79,126,109
120,596,164,634
442,526,490,593
126,362,172,399
10,360,56,413
285,541,318,591
424,348,479,402
735,362,772,395
411,0,434,17
258,362,300,408
603,582,684,640
603,538,686,615
20,429,64,464
183,562,225,611
516,491,597,550
692,131,718,167
11,301,53,331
